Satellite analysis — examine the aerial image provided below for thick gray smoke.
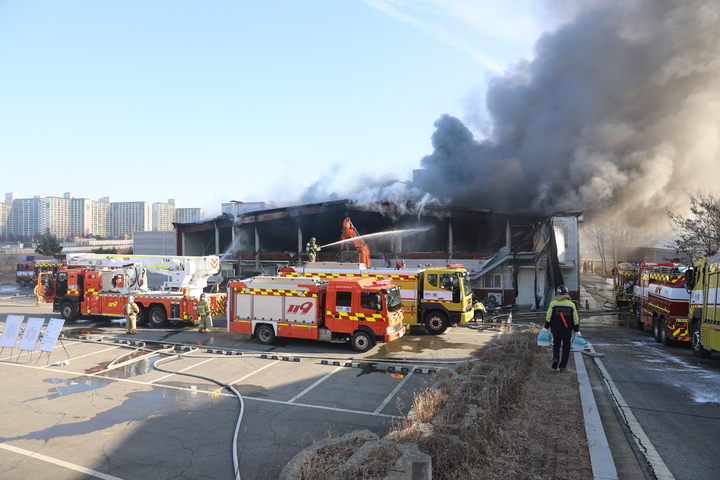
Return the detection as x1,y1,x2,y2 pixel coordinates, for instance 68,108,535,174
417,0,720,226
349,180,440,219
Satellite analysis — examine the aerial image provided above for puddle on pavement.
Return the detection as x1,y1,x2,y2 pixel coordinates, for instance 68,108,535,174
85,355,169,379
355,363,407,378
583,311,637,329
366,335,479,359
62,328,107,338
157,331,185,341
24,376,115,401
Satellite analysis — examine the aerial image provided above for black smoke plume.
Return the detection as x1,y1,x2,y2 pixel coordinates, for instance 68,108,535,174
417,0,720,227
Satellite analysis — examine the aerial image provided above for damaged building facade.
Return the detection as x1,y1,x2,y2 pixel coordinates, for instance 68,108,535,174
174,200,582,309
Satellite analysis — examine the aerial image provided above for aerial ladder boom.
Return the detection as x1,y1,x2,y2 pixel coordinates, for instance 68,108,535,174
65,253,221,296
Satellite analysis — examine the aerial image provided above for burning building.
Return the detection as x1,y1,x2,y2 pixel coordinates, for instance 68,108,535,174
174,199,582,309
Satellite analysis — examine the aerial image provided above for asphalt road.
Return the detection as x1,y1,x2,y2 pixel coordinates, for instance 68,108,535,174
580,276,720,480
0,286,507,480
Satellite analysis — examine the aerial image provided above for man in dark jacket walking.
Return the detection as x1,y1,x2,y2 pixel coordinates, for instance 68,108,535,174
544,285,580,371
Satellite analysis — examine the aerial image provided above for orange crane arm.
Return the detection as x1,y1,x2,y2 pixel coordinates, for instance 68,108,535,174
340,217,371,267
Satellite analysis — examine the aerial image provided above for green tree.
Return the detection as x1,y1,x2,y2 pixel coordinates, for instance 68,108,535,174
667,190,720,262
34,234,63,256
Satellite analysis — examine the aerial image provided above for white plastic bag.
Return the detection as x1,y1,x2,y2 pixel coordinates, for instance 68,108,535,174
537,328,551,347
571,333,586,351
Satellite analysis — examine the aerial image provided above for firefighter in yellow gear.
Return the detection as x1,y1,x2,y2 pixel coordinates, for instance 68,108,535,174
198,293,211,332
33,284,42,307
124,296,140,334
472,298,486,322
306,237,321,263
544,285,580,371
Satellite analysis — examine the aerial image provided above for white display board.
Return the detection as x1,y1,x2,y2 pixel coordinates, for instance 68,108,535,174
0,315,24,349
39,318,65,353
18,317,44,351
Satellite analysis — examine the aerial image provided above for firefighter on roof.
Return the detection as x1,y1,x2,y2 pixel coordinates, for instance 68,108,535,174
306,237,321,263
544,285,580,372
124,296,139,335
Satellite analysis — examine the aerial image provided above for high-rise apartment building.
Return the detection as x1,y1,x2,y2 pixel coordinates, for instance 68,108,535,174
174,208,205,224
152,199,176,231
8,197,45,237
0,202,11,236
45,196,71,239
91,199,111,237
107,201,152,237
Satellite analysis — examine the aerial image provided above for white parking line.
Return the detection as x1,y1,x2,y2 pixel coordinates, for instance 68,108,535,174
374,370,414,414
288,365,344,403
0,443,124,480
230,360,280,384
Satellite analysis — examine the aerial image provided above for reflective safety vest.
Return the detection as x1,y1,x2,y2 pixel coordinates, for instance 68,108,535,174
198,300,209,316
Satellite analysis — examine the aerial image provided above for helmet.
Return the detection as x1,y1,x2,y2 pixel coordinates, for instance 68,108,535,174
310,237,316,242
128,296,135,302
556,285,568,295
200,293,206,299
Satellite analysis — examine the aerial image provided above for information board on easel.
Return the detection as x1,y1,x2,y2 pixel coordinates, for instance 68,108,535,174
39,318,65,352
1,315,25,352
18,317,44,353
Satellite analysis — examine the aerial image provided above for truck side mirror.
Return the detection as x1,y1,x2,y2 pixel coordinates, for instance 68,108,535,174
685,268,695,291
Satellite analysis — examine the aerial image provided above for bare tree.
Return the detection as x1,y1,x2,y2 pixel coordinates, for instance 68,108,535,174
585,224,610,275
667,190,720,262
584,222,640,275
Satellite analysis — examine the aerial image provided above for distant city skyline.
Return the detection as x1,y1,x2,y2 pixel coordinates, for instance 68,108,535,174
0,192,206,240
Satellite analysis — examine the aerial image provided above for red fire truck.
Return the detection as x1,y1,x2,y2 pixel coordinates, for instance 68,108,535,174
39,253,226,327
227,275,405,352
16,256,63,287
633,263,690,345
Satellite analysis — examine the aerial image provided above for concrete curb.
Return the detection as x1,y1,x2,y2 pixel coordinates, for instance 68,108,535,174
575,349,618,480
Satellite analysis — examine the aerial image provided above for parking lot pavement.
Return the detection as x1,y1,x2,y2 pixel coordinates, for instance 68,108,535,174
0,298,501,480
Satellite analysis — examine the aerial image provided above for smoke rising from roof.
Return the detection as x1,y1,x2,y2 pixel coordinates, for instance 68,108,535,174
349,181,440,219
416,0,720,227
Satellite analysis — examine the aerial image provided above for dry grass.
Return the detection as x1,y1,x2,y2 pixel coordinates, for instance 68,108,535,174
341,444,401,480
413,387,446,423
299,437,366,480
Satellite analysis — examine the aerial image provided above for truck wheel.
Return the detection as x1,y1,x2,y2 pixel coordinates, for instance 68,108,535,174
634,305,644,331
660,318,673,346
148,306,168,328
425,311,449,335
652,317,661,343
136,306,149,327
255,324,275,345
60,300,77,322
351,331,374,353
691,323,711,358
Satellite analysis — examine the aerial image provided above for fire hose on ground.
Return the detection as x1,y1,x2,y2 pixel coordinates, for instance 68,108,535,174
153,354,245,480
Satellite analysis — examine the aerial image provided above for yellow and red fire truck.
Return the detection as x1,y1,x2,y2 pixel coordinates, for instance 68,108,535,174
227,275,405,352
278,262,474,334
633,263,690,345
684,251,720,358
39,253,226,327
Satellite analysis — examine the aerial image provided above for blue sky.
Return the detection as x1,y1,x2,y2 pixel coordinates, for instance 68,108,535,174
0,0,550,217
